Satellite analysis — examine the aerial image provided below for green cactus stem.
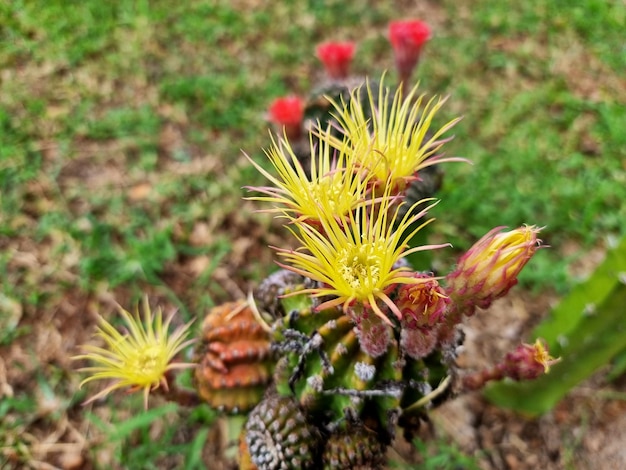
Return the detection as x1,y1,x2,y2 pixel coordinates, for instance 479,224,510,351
533,236,626,356
267,283,459,440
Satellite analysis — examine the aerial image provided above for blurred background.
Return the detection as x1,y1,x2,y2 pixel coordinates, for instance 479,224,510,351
1,0,625,468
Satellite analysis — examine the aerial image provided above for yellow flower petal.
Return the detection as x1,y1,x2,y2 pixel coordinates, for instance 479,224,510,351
326,76,463,193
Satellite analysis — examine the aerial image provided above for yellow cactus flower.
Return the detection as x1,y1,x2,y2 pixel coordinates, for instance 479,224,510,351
74,298,194,409
327,77,464,193
246,131,368,226
276,189,446,324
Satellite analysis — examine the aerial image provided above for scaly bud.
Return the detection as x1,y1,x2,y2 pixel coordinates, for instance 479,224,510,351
315,41,356,80
351,307,392,358
446,225,543,315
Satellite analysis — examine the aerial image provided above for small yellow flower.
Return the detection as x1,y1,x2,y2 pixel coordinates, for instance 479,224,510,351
276,190,446,324
531,338,560,373
502,338,560,380
246,131,368,226
74,298,194,409
327,77,463,192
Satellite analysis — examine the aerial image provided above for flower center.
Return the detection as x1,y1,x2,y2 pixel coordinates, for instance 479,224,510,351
130,345,165,381
307,174,354,216
338,243,383,296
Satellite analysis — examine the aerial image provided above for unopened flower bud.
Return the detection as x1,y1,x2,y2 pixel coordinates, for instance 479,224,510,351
396,274,449,359
316,41,356,80
400,327,439,360
502,339,560,381
446,225,543,313
351,308,392,358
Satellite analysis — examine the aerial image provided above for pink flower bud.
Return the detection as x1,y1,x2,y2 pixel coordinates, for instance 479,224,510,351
446,225,543,312
268,96,304,140
388,20,431,85
502,339,560,381
400,327,439,359
316,41,356,80
351,309,392,358
461,339,559,391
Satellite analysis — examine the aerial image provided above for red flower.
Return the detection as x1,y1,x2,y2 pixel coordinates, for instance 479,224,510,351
268,96,304,140
268,96,304,127
315,41,356,79
388,20,431,84
389,20,431,51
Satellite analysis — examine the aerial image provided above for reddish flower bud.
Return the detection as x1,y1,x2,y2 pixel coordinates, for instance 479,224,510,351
268,96,304,140
396,274,449,329
446,225,543,313
388,20,431,85
462,339,559,391
396,274,449,359
502,339,560,381
316,41,357,80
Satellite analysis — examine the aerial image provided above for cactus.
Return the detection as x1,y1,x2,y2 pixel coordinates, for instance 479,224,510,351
240,70,547,467
322,424,387,469
242,394,321,470
194,301,274,413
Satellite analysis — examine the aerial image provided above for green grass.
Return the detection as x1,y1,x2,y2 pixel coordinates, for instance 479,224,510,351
399,437,482,470
1,0,625,467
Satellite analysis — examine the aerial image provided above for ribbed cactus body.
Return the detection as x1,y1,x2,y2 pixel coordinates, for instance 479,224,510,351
322,425,387,470
194,301,274,413
303,77,365,133
269,287,451,434
243,394,321,470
